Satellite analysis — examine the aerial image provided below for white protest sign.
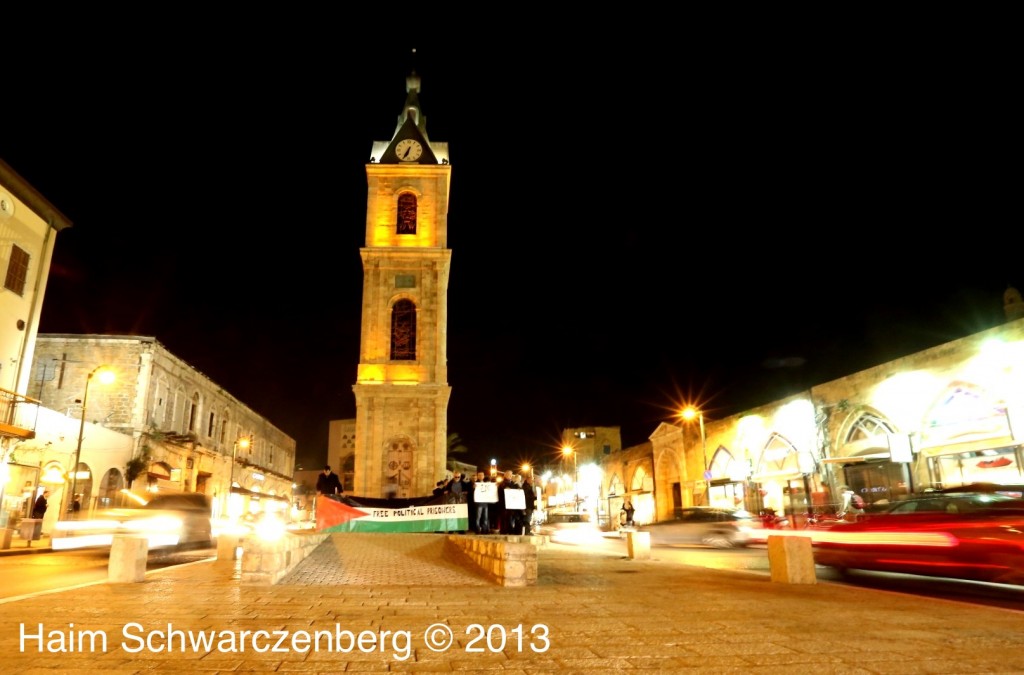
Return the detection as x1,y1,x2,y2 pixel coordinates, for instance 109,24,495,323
504,488,525,510
474,481,498,503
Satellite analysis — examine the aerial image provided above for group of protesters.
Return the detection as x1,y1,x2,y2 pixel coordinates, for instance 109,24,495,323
436,469,537,535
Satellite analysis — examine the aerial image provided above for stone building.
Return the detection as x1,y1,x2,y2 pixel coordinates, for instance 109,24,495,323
618,306,1024,528
28,334,295,521
0,159,71,530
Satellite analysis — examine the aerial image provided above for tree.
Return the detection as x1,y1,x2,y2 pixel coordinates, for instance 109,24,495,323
447,432,469,457
125,443,153,488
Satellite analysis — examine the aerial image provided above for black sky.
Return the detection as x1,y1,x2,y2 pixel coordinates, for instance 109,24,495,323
1,37,1018,471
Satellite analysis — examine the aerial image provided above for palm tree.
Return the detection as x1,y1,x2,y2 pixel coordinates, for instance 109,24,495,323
447,432,469,457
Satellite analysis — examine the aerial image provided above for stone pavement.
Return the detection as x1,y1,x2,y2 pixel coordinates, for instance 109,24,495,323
1,532,1023,673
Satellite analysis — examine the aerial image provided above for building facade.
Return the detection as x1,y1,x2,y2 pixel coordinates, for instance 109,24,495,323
352,70,452,498
601,307,1024,529
0,159,71,529
25,334,295,524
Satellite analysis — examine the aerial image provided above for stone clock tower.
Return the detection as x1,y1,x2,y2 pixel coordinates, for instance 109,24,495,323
351,69,452,499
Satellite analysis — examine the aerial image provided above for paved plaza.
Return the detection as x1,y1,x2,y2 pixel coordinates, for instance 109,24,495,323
1,533,1023,673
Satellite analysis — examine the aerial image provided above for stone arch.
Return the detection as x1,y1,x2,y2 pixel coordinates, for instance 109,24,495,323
654,445,684,520
98,467,125,509
835,407,897,455
70,460,94,514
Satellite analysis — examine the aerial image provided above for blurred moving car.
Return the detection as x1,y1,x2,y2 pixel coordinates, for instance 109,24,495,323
52,492,214,551
881,491,1024,515
640,507,754,549
535,511,602,543
810,499,1024,585
937,483,1024,499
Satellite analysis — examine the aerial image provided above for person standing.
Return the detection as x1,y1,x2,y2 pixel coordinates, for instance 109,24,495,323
471,471,492,534
433,479,447,497
443,471,469,533
621,498,636,528
503,473,526,535
32,490,49,519
495,472,511,534
443,471,467,504
521,475,537,535
316,465,344,496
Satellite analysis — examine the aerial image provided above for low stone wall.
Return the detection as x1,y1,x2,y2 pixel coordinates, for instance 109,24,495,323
445,534,541,587
236,531,329,585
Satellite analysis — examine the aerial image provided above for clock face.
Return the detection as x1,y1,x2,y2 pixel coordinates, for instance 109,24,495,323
395,139,423,162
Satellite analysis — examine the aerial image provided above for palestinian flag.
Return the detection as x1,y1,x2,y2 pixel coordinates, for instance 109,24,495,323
316,494,469,533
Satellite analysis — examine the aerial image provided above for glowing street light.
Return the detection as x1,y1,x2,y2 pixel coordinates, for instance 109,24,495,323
680,407,709,505
231,434,252,488
68,365,115,519
228,434,252,520
561,445,578,509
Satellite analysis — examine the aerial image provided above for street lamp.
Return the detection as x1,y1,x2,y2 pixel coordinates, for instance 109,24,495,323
561,445,578,509
228,434,251,520
68,365,115,519
681,407,709,505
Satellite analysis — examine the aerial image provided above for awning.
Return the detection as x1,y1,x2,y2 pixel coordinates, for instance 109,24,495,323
820,452,892,464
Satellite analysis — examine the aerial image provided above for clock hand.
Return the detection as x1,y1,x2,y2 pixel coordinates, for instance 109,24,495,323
402,146,410,159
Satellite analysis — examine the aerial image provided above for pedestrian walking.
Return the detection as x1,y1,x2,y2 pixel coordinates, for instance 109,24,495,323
32,490,49,519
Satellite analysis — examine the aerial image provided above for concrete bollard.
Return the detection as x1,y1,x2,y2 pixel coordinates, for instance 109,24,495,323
1,528,13,549
109,535,148,583
216,535,243,566
767,534,817,584
626,531,651,560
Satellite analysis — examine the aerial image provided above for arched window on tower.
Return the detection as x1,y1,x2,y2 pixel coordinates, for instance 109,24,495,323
397,193,417,234
390,299,417,360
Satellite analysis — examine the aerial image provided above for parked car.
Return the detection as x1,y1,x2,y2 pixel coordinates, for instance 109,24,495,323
640,507,754,549
535,511,603,543
809,502,1024,585
52,492,214,551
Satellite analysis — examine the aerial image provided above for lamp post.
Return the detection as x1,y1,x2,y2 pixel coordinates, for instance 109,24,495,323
681,407,709,505
561,445,578,509
68,366,115,519
229,434,251,518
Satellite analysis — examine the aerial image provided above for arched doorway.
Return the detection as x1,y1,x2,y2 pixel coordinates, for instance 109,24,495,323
69,461,94,515
99,468,125,509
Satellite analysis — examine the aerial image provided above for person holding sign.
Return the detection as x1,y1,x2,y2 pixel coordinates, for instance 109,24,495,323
471,471,495,534
503,473,527,534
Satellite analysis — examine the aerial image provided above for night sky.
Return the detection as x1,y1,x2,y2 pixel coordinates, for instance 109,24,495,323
1,38,1018,471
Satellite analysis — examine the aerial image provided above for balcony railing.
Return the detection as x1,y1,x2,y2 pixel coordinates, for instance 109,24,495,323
0,387,40,440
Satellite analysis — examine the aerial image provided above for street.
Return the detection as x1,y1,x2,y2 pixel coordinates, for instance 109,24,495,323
2,535,1023,612
0,545,216,601
580,532,1024,612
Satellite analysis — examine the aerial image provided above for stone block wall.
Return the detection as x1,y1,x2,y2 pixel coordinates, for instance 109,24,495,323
444,534,539,587
239,532,329,585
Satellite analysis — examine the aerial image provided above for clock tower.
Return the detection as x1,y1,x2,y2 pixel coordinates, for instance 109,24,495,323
351,68,452,498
